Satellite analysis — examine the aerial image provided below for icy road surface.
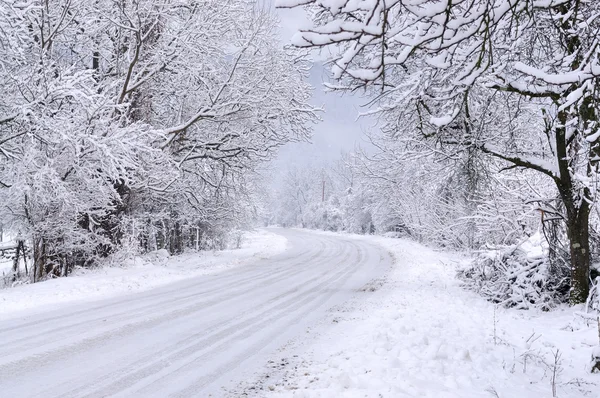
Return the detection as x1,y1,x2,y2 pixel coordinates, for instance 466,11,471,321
0,229,391,397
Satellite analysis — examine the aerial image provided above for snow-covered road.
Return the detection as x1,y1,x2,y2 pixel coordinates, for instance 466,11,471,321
0,229,391,397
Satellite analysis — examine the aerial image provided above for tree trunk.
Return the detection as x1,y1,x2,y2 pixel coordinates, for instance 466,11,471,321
565,205,591,304
170,221,183,255
555,104,591,304
21,241,28,276
32,237,46,283
12,242,20,279
62,255,69,277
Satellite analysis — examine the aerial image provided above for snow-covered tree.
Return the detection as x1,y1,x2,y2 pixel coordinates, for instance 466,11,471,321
279,0,600,303
0,0,317,280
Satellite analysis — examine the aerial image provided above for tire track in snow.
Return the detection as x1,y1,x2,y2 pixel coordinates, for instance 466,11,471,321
75,239,364,398
0,236,342,371
0,235,333,358
0,230,389,398
0,234,325,335
169,241,369,398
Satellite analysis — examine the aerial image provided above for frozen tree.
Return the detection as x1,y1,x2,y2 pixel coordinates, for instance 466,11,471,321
279,0,600,303
0,0,317,280
332,152,375,234
266,156,376,233
269,166,323,228
353,125,556,248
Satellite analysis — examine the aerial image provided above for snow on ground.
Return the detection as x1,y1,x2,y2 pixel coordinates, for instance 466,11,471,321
0,229,287,320
240,231,600,398
0,240,17,276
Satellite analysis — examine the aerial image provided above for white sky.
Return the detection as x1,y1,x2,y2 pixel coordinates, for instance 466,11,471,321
271,6,377,169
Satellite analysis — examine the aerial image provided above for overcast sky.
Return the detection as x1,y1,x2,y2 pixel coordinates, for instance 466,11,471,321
270,6,377,169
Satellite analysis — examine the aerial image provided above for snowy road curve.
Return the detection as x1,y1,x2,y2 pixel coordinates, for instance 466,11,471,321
0,229,390,397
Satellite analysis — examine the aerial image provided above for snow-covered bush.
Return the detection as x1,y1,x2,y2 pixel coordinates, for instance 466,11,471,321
458,233,570,310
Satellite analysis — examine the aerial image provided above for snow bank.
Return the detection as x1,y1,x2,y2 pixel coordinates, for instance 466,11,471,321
0,229,287,319
248,232,599,397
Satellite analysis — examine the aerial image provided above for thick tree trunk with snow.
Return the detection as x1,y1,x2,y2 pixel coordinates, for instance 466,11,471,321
169,221,183,255
560,194,591,304
555,103,592,303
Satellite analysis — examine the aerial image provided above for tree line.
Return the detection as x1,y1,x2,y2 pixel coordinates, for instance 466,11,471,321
0,0,317,282
277,0,600,304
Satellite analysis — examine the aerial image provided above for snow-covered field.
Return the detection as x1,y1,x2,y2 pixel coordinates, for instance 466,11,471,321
239,231,600,398
0,229,287,319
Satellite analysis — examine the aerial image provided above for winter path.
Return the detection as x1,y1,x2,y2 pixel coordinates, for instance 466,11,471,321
0,229,391,397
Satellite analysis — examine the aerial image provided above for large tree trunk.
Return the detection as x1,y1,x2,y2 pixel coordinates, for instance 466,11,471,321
555,103,592,304
565,203,591,304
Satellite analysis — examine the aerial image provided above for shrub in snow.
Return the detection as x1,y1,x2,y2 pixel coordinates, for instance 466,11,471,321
227,230,245,250
1,270,29,289
458,233,570,310
155,249,170,259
